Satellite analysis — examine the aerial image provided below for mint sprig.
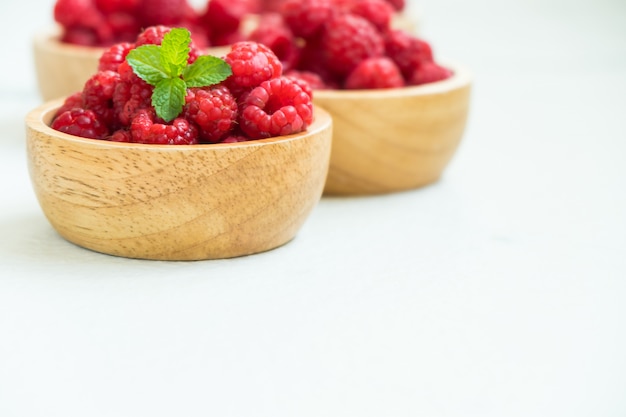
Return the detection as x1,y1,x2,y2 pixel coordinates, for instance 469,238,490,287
126,28,232,122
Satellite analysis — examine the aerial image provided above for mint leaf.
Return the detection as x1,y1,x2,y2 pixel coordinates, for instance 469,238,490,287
183,55,233,87
126,45,169,85
152,78,187,122
160,28,190,77
126,27,233,122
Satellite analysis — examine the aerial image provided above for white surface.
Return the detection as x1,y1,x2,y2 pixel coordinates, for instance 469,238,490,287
1,0,626,416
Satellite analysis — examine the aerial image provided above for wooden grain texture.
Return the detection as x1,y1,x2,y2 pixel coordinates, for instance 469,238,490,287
313,65,471,195
25,101,332,260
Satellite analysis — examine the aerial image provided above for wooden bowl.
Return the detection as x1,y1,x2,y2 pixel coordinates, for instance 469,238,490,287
33,28,232,101
313,64,471,195
25,99,332,260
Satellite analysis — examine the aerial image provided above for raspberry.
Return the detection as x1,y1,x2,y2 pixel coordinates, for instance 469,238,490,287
344,57,405,89
284,70,328,92
283,72,315,98
54,0,103,29
131,109,199,145
112,61,154,126
239,77,313,139
349,0,394,32
51,108,109,139
248,13,300,72
95,0,139,14
82,70,121,128
384,30,434,79
183,85,238,143
136,0,190,26
320,14,385,77
384,0,405,11
98,42,134,72
56,92,84,116
225,41,283,95
280,0,332,39
135,26,201,63
60,27,100,46
105,12,141,43
109,129,132,142
409,62,452,85
201,0,247,42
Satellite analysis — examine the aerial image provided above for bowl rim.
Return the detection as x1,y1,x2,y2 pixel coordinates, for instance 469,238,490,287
26,98,332,152
313,62,471,99
33,26,106,57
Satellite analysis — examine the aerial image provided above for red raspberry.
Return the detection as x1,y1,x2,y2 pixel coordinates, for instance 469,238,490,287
60,27,101,46
409,62,452,85
280,0,332,39
384,0,405,11
136,0,190,26
295,34,341,88
183,85,238,143
239,77,313,139
82,70,121,128
51,108,109,139
56,92,84,116
284,70,328,92
98,42,134,72
109,129,133,142
283,73,315,98
131,109,199,145
384,30,434,79
349,0,394,32
135,26,201,63
344,57,405,89
320,14,385,77
95,0,139,14
201,0,247,42
248,13,300,72
54,0,104,29
105,12,141,43
225,42,283,95
112,61,154,126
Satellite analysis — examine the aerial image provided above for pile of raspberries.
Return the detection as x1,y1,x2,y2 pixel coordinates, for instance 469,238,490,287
249,0,450,90
53,0,404,48
51,26,314,145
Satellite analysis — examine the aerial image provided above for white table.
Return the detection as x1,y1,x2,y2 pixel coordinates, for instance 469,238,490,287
1,1,625,416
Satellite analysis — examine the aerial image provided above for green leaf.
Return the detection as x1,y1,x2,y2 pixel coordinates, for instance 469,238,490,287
126,45,169,85
160,28,191,77
183,55,233,88
152,77,187,122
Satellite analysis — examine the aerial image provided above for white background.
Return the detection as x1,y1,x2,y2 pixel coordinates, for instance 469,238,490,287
1,0,625,416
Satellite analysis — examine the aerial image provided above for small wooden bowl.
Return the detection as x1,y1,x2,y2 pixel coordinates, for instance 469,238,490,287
25,99,332,260
33,28,232,101
313,64,471,195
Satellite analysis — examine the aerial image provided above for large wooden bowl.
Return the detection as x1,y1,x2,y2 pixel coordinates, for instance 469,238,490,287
313,64,471,195
25,99,332,260
33,28,232,101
